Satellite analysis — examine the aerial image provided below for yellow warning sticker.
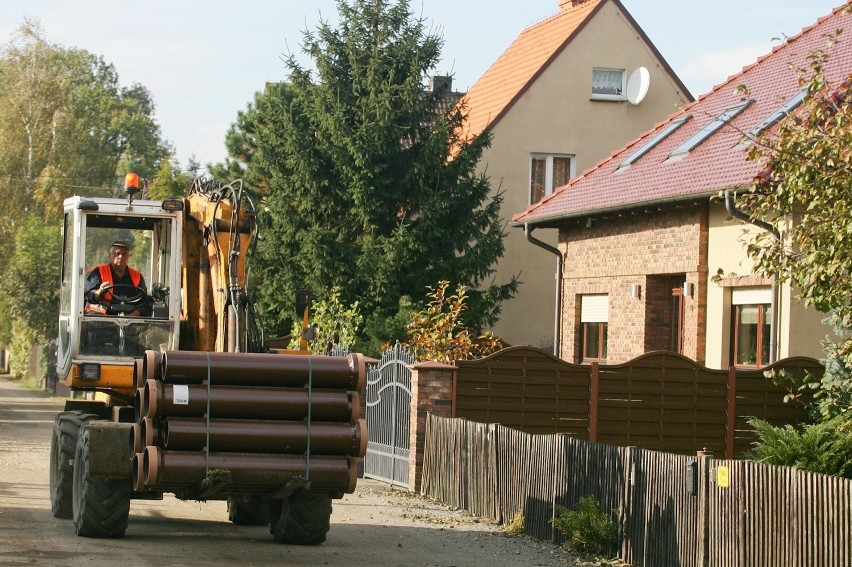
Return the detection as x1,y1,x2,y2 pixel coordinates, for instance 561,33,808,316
717,465,730,488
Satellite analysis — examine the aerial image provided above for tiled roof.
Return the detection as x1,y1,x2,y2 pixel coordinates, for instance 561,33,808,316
513,2,852,226
456,0,604,142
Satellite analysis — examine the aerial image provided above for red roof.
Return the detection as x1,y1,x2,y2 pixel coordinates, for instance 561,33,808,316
513,2,852,226
457,0,603,143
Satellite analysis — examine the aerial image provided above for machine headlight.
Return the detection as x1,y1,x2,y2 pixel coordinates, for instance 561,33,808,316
78,363,101,381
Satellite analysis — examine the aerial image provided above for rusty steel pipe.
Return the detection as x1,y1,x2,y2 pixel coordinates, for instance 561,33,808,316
162,417,367,457
143,379,360,421
140,416,161,448
143,446,357,493
160,350,366,391
131,424,143,455
137,350,164,388
132,452,145,491
133,452,194,493
133,357,145,390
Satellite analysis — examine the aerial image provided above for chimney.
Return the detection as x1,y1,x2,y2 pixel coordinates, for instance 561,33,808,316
430,75,452,94
559,0,592,10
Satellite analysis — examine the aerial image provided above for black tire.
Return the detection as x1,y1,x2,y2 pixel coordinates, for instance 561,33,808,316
228,496,270,526
72,424,131,538
50,411,98,519
269,491,332,545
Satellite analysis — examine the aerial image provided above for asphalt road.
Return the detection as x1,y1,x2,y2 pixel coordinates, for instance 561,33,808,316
0,374,587,567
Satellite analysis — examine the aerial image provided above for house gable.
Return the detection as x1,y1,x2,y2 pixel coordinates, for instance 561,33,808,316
457,0,691,144
512,3,852,227
459,0,693,350
510,2,852,368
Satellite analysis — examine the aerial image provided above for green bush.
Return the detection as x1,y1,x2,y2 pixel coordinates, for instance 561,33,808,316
287,285,362,354
747,416,852,478
552,495,618,557
9,316,45,385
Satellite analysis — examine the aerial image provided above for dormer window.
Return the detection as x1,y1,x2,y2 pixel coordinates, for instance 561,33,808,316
591,68,625,101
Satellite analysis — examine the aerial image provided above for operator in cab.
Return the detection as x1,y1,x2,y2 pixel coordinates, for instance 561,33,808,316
84,241,152,317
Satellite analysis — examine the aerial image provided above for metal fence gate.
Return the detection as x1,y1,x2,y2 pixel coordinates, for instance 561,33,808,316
364,343,414,487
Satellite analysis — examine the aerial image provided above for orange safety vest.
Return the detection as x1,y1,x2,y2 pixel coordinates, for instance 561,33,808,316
84,264,142,314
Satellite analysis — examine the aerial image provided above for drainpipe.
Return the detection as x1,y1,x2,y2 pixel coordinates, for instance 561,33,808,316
724,189,781,363
525,223,563,357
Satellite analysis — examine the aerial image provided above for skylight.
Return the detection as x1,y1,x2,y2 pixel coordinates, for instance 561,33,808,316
745,87,808,140
618,115,691,169
668,100,753,160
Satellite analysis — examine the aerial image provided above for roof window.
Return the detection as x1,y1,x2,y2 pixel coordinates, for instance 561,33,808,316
618,115,691,170
668,100,753,160
744,87,808,141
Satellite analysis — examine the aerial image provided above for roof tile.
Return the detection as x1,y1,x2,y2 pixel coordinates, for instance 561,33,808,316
457,0,603,141
514,2,852,225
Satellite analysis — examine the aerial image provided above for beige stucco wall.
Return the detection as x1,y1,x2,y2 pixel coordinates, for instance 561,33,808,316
706,203,827,368
483,1,691,349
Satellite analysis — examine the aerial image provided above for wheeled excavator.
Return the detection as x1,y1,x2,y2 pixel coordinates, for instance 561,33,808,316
49,174,366,543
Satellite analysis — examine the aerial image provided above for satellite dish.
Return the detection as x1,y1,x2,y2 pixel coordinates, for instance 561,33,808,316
625,67,650,105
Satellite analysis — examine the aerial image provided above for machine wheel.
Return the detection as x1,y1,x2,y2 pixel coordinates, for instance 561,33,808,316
228,496,270,526
269,491,332,545
50,411,98,519
72,424,131,538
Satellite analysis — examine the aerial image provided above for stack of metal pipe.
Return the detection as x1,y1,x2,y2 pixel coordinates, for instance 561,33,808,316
130,350,367,500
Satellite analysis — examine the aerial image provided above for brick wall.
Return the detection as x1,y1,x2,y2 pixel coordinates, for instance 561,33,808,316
559,205,708,363
408,362,455,492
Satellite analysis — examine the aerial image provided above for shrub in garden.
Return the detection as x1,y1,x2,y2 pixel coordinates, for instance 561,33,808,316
551,495,618,557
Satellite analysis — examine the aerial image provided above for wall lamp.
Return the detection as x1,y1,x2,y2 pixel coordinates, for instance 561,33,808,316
630,283,641,299
683,282,694,298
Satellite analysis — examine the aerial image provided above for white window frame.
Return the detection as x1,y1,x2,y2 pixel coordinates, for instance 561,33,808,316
591,68,626,101
529,153,575,204
731,287,773,367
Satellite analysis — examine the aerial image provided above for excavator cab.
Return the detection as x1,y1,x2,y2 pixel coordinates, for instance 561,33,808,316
56,195,184,394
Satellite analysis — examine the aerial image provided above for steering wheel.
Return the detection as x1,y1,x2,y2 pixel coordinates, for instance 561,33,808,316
101,284,149,314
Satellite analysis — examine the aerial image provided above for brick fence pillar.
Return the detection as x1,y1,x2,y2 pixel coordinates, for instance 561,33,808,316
408,361,456,492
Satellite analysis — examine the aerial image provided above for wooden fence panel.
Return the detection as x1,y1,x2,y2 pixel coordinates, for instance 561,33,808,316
523,434,566,541
495,425,532,525
455,347,591,435
422,416,852,566
633,450,703,567
455,348,820,457
420,413,460,507
596,352,728,455
703,459,852,567
556,438,627,552
464,419,499,520
421,415,499,520
731,358,820,456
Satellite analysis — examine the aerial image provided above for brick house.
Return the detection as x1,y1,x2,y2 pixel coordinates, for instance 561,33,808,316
457,0,692,350
512,3,852,368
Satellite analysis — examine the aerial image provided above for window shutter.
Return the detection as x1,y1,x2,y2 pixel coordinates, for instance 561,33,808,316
732,287,771,305
581,294,609,323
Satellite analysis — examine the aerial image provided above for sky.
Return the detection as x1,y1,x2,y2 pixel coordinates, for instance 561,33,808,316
0,0,845,172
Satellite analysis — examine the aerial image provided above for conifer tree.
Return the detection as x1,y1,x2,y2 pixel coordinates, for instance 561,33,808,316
238,0,516,336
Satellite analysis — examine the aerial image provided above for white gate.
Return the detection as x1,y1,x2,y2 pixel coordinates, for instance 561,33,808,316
364,343,414,487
